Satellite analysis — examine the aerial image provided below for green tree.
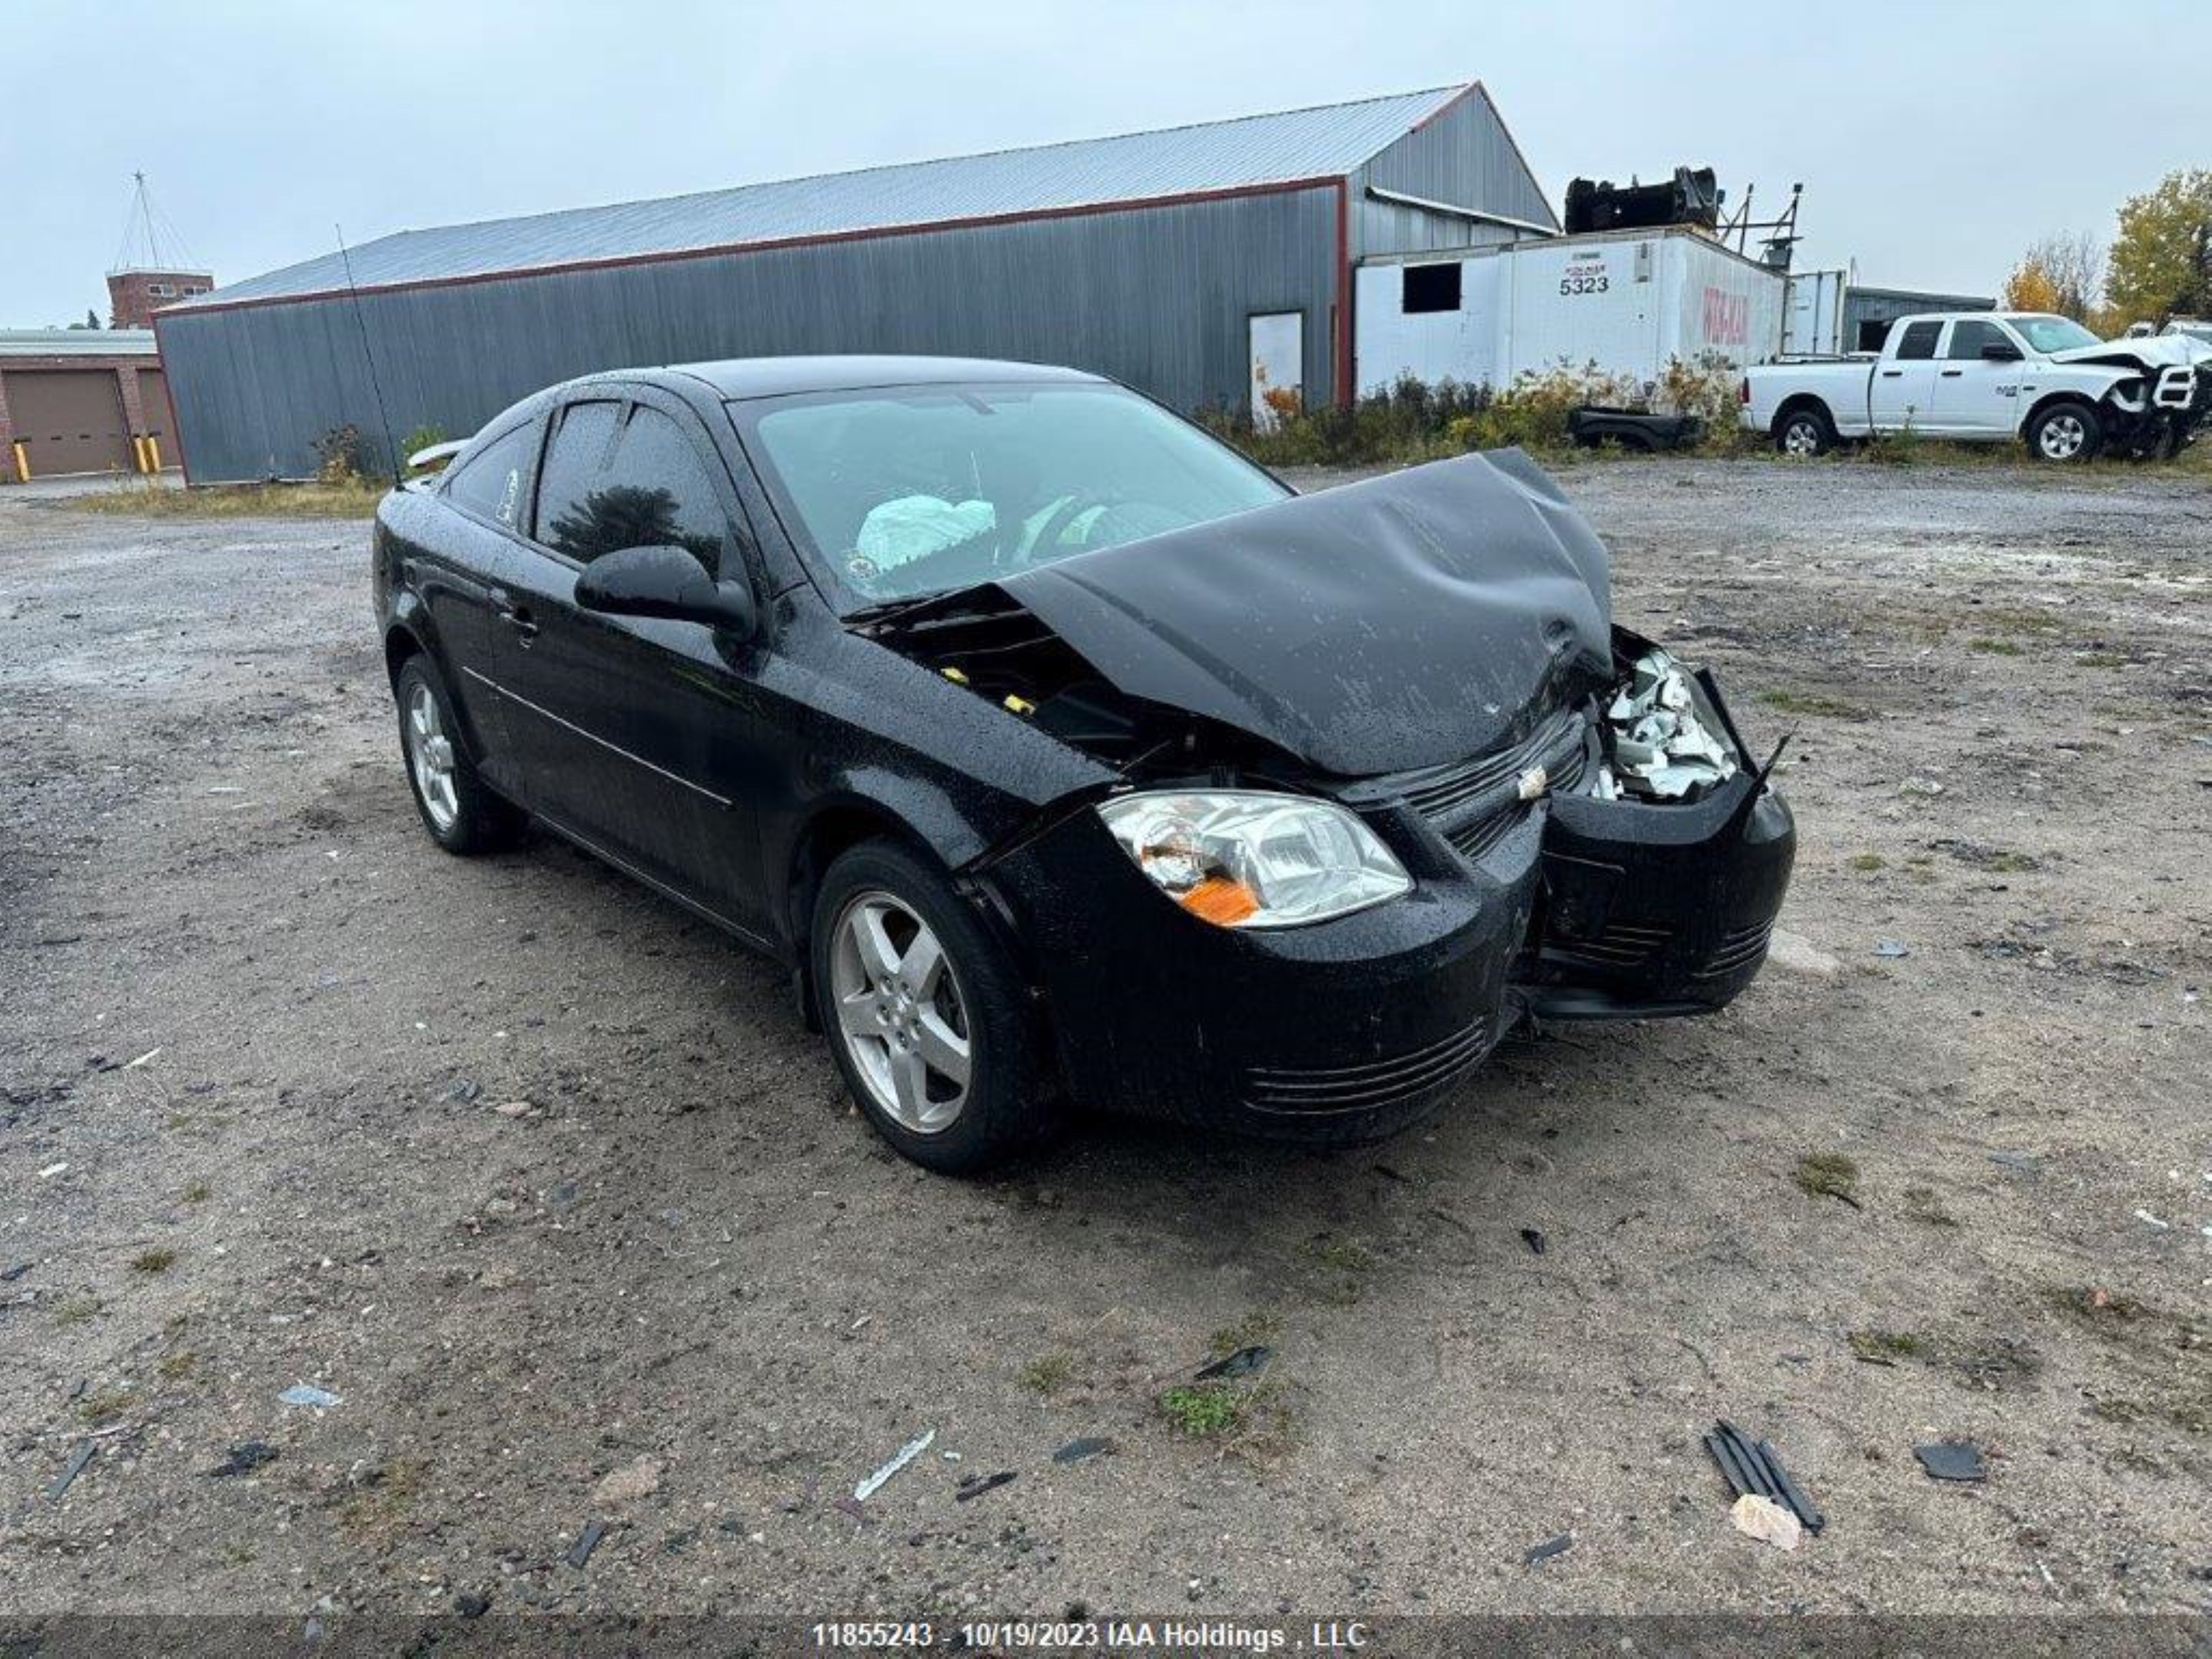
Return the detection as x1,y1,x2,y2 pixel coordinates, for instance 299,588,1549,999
2105,168,2212,324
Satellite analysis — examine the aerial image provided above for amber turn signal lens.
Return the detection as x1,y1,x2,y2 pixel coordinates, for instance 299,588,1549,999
1178,875,1260,926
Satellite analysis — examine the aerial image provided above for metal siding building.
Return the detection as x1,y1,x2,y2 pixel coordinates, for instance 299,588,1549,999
1843,285,1996,352
158,84,1557,481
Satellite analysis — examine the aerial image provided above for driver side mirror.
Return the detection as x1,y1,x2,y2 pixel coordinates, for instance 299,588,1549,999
1979,340,2024,362
574,544,757,637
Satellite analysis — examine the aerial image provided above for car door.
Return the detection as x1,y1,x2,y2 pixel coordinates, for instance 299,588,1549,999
1930,317,2025,435
411,416,542,798
484,387,777,942
1869,318,1944,432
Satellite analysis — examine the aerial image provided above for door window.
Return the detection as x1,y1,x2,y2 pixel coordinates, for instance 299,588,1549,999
442,422,536,530
1946,320,2010,360
535,401,727,572
1893,321,1943,360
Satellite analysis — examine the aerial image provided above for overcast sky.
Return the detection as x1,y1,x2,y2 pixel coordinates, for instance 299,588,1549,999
9,0,2209,325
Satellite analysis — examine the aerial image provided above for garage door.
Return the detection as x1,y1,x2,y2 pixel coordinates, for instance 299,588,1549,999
12,369,134,476
138,368,178,470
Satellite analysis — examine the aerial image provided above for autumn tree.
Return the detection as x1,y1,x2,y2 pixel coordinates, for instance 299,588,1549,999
2105,168,2212,324
2000,232,2105,321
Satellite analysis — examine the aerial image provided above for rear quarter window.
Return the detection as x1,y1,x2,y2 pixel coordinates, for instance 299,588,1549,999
442,423,536,530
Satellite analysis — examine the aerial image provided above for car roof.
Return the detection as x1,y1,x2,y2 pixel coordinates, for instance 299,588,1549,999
616,355,1108,401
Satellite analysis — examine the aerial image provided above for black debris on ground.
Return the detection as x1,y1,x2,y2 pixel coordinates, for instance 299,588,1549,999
1914,1440,1988,1482
954,1471,1017,1503
566,1519,607,1568
1705,1420,1824,1533
1052,1437,1114,1465
1525,1532,1574,1565
1195,1345,1270,1382
48,1441,95,1502
205,1442,279,1479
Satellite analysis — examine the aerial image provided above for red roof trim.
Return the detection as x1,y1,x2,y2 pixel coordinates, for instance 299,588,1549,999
168,177,1352,320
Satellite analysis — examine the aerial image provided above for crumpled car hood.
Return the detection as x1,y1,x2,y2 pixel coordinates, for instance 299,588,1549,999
2049,336,2208,371
994,449,1613,776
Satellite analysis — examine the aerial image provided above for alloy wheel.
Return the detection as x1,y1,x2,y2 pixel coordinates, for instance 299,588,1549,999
1782,419,1822,456
829,890,972,1132
405,681,460,833
2039,413,2086,460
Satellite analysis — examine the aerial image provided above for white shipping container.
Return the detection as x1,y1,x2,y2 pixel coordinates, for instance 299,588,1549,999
1357,228,1789,396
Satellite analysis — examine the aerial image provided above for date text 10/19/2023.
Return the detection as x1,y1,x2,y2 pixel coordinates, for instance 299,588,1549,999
810,1619,1374,1650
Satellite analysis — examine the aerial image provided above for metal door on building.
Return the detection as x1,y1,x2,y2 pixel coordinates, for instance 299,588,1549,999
1248,312,1304,431
12,370,134,476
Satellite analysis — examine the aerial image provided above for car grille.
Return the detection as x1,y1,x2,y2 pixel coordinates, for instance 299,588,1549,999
1384,709,1586,820
1354,710,1590,873
1547,919,1672,969
1241,1016,1491,1116
1694,917,1776,979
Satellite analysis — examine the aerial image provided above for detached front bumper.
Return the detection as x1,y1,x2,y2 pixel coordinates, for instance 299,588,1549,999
979,749,1795,1144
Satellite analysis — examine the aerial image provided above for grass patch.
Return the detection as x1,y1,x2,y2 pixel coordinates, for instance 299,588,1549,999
1793,1152,1862,1209
53,1295,102,1327
1903,1186,1960,1228
1849,1328,1925,1366
1968,637,2025,656
181,1180,211,1205
130,1247,177,1274
1756,687,1874,721
339,1459,424,1543
1307,1236,1376,1274
1158,1380,1249,1438
77,1387,134,1425
61,479,386,521
1209,1311,1281,1359
158,1350,198,1381
2076,651,2128,670
1019,1353,1076,1396
1847,852,1885,873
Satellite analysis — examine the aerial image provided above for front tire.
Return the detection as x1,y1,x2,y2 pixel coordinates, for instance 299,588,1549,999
1773,404,1835,457
394,656,524,854
810,840,1056,1174
2027,399,2101,463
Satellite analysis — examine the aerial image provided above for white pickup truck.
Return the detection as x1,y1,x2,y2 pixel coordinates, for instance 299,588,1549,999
1739,311,2211,462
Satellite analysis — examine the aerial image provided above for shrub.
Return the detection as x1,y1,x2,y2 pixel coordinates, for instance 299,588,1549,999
311,424,369,486
399,424,449,471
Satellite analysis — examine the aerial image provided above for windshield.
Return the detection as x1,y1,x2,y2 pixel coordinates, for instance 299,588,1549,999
733,382,1288,611
2003,314,2101,353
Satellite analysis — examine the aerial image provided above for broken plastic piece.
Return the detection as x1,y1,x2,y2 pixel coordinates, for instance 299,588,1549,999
567,1518,607,1567
1003,694,1036,717
279,1384,341,1410
1597,649,1738,800
854,1427,936,1501
48,1441,95,1502
1053,1436,1115,1465
1874,940,1911,959
1524,1532,1573,1564
1704,1420,1824,1533
954,1471,1016,1503
1730,1493,1803,1550
1194,1345,1270,1382
1913,1440,1987,1482
940,666,969,685
207,1442,279,1479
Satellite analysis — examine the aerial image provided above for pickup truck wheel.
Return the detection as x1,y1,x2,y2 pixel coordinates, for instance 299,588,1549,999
2027,400,2101,463
1773,406,1834,457
811,841,1058,1174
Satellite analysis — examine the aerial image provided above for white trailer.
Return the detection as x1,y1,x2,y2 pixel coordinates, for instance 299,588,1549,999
1356,227,1789,395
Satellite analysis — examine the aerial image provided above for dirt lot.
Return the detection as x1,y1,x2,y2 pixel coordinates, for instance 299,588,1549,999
2,456,2207,1618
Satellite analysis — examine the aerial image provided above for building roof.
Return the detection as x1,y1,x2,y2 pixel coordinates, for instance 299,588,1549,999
183,85,1474,309
0,328,159,360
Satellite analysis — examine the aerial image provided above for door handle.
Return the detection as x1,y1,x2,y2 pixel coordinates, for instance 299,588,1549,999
497,604,539,642
1939,369,1963,378
1880,369,1904,377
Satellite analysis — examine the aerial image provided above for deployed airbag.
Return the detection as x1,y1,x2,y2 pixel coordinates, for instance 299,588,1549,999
992,451,1614,775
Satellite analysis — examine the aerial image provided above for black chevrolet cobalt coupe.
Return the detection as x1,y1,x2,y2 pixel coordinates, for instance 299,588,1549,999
374,358,1795,1171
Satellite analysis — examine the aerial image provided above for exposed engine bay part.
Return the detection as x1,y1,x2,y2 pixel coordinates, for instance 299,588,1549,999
1595,646,1739,800
860,450,1614,778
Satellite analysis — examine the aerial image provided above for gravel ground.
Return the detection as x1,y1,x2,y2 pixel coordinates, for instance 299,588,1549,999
2,456,2207,1618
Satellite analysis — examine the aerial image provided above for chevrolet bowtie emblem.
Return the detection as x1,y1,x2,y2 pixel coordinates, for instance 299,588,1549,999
1516,765,1550,801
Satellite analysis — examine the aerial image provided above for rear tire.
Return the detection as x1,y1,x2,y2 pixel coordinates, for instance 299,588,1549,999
394,656,524,854
1772,404,1835,457
810,840,1057,1174
2026,399,2101,463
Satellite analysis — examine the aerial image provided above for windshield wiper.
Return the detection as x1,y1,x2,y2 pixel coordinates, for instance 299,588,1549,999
845,584,987,630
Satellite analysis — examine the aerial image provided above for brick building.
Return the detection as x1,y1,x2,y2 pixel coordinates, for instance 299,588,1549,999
0,330,179,481
107,266,213,329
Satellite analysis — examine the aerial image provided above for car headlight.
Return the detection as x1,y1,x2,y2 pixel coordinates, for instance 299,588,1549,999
1096,790,1412,928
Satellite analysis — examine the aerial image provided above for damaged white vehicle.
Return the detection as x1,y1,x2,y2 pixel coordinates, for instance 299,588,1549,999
1741,311,2212,461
